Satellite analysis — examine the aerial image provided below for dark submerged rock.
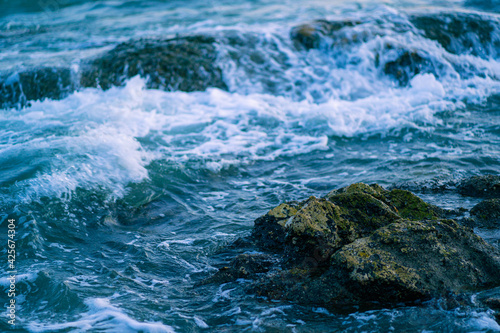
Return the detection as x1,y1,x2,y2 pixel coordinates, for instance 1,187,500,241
0,35,227,109
470,199,500,228
80,36,227,92
383,51,440,86
410,12,500,58
0,67,75,109
205,182,500,312
458,175,500,198
196,253,276,286
290,19,442,86
290,20,360,50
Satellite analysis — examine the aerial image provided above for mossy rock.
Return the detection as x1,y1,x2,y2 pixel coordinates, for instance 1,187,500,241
332,218,500,302
252,201,303,251
326,183,401,236
215,182,500,311
80,36,227,92
283,197,346,267
1,35,228,109
326,183,387,199
279,184,446,265
384,189,440,220
253,218,500,308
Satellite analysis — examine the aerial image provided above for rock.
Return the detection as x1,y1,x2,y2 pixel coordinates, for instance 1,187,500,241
251,200,303,251
327,183,443,221
470,199,500,228
484,297,500,311
0,67,74,109
384,189,442,220
80,36,227,92
206,182,500,312
290,20,360,50
383,51,440,86
1,35,227,109
196,253,275,286
410,12,500,58
253,217,500,309
458,175,500,198
283,197,349,267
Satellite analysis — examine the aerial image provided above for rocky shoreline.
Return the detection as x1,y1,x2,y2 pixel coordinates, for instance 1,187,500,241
200,175,500,321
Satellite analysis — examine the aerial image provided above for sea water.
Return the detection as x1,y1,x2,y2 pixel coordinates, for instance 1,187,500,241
1,0,500,331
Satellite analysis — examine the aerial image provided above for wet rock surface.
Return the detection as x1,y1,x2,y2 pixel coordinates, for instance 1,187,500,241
471,199,500,228
197,253,276,286
79,36,227,92
0,67,75,109
410,12,500,58
290,20,361,50
458,175,500,198
203,182,500,312
383,51,441,86
0,35,227,109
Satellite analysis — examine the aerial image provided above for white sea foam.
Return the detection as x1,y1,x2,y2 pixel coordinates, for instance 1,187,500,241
27,298,176,333
0,73,476,202
0,272,37,287
3,6,500,203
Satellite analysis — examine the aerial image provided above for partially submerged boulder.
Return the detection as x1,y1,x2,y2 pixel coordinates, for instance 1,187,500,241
80,36,227,92
410,12,500,58
205,182,500,312
458,175,500,198
471,198,500,228
383,51,440,86
1,35,227,109
0,67,75,109
290,19,360,50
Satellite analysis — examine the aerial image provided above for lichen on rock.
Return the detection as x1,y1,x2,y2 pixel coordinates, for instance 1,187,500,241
202,182,500,312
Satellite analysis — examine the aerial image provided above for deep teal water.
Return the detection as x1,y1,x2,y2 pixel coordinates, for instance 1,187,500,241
1,0,500,331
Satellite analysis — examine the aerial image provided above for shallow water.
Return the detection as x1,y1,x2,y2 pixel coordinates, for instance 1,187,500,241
1,0,500,332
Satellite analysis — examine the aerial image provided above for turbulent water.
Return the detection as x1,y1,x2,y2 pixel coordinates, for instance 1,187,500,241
1,0,500,331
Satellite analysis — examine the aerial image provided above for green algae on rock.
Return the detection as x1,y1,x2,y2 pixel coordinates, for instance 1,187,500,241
252,200,304,251
207,182,500,312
